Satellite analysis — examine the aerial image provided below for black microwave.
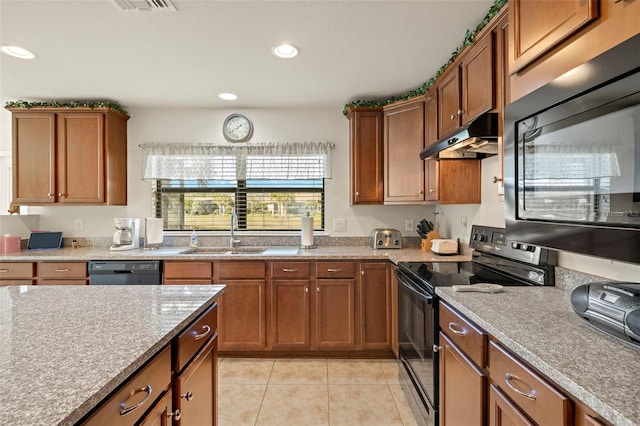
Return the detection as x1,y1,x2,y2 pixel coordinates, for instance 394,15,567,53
504,34,640,264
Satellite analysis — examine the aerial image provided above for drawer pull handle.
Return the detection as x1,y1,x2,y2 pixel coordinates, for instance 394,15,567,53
168,408,182,421
119,384,152,416
448,322,466,336
0,269,12,273
327,268,343,272
55,269,71,272
504,373,537,400
181,390,194,402
283,268,299,272
194,325,211,341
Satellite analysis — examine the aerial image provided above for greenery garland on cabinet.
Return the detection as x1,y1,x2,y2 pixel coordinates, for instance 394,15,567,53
342,0,507,115
4,100,128,115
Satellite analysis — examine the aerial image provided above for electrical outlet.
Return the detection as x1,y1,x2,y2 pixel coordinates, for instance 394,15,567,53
460,216,467,227
405,219,414,232
75,219,84,231
333,218,346,233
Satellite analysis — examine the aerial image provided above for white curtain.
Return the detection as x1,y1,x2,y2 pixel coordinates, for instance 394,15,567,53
140,141,334,180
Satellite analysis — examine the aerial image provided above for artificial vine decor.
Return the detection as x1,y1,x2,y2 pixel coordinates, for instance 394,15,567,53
342,0,507,115
4,100,128,115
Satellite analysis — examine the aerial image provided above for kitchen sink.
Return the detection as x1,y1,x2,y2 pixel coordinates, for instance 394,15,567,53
180,247,267,255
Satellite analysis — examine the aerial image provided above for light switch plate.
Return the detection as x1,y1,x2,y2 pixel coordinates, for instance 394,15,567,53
333,218,346,232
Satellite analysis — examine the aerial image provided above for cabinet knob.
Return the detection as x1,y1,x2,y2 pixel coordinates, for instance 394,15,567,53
355,191,360,196
361,270,365,276
433,344,443,353
492,176,503,184
48,193,54,197
168,409,182,421
181,390,194,401
305,287,309,293
457,109,465,116
418,190,424,195
429,188,435,193
58,192,66,197
317,287,320,292
450,114,456,120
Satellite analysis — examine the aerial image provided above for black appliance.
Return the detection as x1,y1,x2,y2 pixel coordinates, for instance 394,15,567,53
395,225,556,425
89,261,161,285
504,33,640,264
571,281,640,348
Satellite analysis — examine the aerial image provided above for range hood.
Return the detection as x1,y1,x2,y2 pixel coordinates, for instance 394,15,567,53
420,112,498,160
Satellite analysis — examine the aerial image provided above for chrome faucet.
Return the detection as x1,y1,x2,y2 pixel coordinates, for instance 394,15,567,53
230,212,241,248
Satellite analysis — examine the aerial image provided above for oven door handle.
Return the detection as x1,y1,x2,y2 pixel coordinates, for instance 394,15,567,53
396,271,433,302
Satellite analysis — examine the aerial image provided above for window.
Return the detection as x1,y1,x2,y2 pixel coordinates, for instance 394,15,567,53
141,142,332,231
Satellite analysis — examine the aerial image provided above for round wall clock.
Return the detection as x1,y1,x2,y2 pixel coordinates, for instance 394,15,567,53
223,113,253,142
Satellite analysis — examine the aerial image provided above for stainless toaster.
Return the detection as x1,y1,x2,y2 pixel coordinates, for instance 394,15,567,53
371,228,402,249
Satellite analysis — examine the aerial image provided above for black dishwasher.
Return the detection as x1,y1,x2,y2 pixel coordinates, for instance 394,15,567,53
88,261,161,285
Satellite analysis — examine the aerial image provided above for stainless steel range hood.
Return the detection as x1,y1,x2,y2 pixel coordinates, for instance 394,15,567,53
420,112,498,160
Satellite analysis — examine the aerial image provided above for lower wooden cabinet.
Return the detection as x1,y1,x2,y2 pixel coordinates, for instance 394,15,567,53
37,261,88,285
360,262,391,349
489,384,533,426
218,279,267,351
163,261,212,284
0,262,35,285
138,389,174,426
271,279,311,349
315,278,357,349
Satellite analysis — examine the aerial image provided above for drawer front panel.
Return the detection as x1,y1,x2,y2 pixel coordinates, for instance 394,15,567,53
164,261,212,279
83,346,171,426
38,262,87,278
0,262,35,279
316,261,356,278
271,262,311,278
218,261,266,279
440,302,486,367
176,303,218,372
489,341,571,426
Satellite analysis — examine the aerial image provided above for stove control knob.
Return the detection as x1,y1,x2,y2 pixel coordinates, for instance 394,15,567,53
521,244,529,251
377,240,384,246
511,242,521,249
393,239,401,246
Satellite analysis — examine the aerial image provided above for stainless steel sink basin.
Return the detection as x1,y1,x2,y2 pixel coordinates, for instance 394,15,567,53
180,247,267,255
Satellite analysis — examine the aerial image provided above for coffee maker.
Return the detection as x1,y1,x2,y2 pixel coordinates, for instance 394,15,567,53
110,218,140,251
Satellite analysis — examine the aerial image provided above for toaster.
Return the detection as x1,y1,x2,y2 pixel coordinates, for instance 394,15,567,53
371,228,402,249
431,239,459,255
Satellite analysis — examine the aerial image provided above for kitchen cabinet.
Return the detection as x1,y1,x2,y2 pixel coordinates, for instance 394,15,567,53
360,262,391,350
439,302,487,425
270,261,311,349
36,261,87,285
138,389,174,426
424,93,439,202
164,261,213,284
315,262,357,349
508,0,639,102
347,107,384,205
439,160,481,204
489,384,533,426
0,262,35,285
383,99,425,204
494,12,509,197
8,107,129,206
216,261,267,351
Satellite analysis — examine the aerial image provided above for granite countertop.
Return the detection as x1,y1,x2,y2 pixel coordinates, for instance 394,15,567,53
436,286,640,426
0,284,224,426
0,246,471,264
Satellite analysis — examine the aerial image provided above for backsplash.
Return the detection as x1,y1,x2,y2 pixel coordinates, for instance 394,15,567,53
555,267,611,291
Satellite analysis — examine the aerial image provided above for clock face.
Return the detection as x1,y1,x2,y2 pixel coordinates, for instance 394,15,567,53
223,114,253,142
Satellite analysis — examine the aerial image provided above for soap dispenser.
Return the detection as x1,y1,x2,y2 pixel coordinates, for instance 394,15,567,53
190,229,198,248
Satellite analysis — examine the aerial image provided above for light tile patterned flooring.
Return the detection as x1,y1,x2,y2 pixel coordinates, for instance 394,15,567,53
218,358,429,426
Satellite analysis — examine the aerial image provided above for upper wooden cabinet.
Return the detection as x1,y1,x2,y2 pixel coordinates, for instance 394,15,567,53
8,108,129,206
509,0,598,74
439,160,481,204
383,99,425,204
347,107,384,205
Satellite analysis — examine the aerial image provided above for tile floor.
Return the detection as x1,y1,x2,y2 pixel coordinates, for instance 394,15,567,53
218,357,430,426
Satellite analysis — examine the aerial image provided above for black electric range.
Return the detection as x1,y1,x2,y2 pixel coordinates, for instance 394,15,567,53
395,225,557,425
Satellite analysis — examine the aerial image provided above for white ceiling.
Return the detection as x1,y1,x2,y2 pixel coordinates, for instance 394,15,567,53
0,0,495,111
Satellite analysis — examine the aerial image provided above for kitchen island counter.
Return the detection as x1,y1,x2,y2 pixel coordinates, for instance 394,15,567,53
0,284,224,425
436,285,640,426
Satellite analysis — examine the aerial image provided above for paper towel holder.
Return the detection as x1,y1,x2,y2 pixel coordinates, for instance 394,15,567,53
300,212,316,249
143,217,163,250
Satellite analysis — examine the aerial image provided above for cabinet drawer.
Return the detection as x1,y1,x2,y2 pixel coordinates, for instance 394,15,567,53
489,341,571,426
439,302,486,367
271,261,310,278
37,279,87,285
0,262,35,279
176,303,218,372
316,261,355,278
218,261,266,279
164,261,212,279
83,346,171,426
38,262,87,278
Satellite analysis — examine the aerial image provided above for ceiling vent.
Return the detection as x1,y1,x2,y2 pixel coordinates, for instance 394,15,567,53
113,0,177,12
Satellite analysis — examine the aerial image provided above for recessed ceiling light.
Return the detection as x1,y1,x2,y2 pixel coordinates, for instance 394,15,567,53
1,45,36,59
272,44,299,59
219,93,238,101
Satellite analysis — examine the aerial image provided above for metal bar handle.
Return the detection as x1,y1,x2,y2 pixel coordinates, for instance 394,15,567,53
194,325,211,341
395,271,432,302
282,268,299,272
327,268,343,272
504,373,537,400
55,269,71,272
0,269,12,273
448,322,467,336
119,384,152,416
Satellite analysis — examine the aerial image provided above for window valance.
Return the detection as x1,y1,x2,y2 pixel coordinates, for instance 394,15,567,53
139,141,334,180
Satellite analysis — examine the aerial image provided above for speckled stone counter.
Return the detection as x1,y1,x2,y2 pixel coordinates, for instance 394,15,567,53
436,286,640,426
0,246,471,264
0,285,224,425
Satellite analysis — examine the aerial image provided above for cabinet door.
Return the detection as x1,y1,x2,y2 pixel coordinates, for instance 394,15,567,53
509,0,598,73
218,280,267,351
438,68,462,136
424,95,440,202
494,13,509,197
57,113,105,203
461,32,495,123
360,262,391,350
315,279,357,349
439,160,481,204
271,280,310,349
383,100,425,204
11,112,56,204
175,337,217,426
489,384,534,426
439,332,486,426
138,389,174,426
425,160,439,202
349,108,384,204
